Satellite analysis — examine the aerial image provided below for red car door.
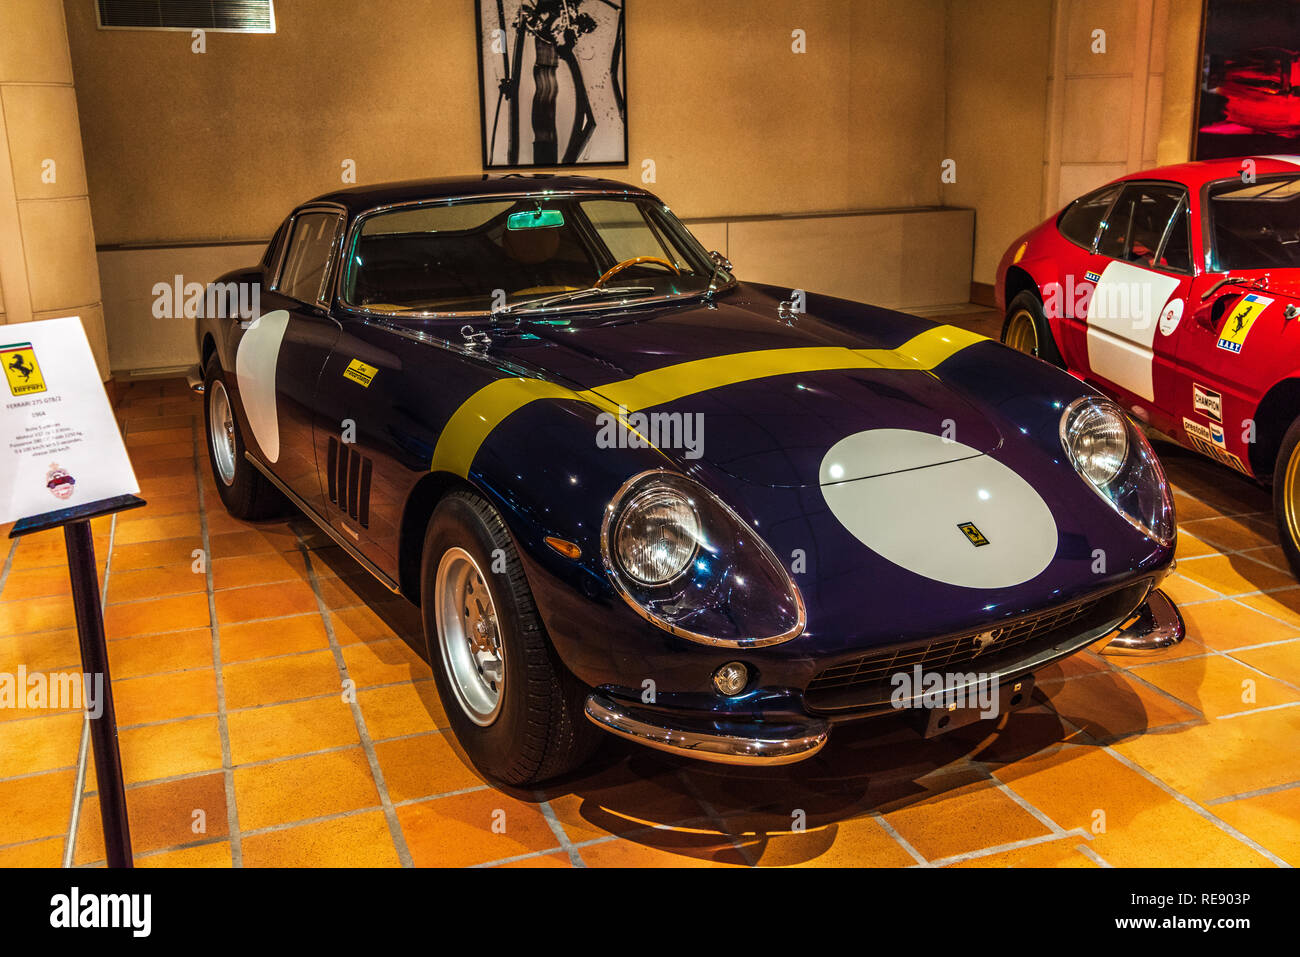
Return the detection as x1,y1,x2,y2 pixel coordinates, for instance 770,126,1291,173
1080,182,1194,435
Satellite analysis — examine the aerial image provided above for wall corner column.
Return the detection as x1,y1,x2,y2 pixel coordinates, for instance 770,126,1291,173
0,0,110,380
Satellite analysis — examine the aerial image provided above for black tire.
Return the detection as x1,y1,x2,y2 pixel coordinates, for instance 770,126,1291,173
420,491,600,785
1272,415,1300,580
202,355,286,520
1001,290,1064,367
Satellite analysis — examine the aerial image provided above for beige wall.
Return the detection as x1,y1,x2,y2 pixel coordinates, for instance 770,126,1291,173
1041,0,1202,217
941,0,1054,285
943,0,1205,285
1156,0,1204,166
53,0,1211,370
0,0,108,375
64,0,949,247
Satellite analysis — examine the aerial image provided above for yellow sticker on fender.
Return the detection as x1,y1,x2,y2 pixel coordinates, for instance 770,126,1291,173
1217,294,1273,354
1,342,46,396
343,359,378,387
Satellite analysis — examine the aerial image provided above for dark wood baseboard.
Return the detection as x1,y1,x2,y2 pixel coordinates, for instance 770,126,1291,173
969,282,997,309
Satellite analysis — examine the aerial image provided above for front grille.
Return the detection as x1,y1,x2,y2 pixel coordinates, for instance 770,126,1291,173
805,583,1146,711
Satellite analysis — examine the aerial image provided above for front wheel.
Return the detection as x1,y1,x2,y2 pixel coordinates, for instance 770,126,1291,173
420,491,599,785
1001,290,1064,367
203,356,286,520
1272,415,1300,580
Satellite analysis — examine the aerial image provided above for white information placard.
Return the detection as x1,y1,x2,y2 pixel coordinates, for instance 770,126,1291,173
0,316,139,524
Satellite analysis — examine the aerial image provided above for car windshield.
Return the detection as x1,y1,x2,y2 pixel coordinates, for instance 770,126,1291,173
341,194,722,314
1208,174,1300,270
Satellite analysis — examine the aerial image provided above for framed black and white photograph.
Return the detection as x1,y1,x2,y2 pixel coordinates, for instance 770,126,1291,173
475,0,628,168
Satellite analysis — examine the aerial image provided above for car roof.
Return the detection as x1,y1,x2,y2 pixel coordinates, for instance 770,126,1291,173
1116,155,1300,187
303,174,655,215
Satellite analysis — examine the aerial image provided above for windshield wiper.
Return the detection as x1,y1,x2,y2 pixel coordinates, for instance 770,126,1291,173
491,285,655,321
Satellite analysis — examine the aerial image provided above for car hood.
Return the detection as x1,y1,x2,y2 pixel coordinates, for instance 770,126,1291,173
1223,270,1300,302
461,285,1005,488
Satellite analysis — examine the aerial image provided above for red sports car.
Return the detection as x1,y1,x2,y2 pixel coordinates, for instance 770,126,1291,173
996,155,1300,576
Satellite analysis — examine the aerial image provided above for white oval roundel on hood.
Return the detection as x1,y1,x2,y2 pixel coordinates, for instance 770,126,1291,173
821,429,1058,589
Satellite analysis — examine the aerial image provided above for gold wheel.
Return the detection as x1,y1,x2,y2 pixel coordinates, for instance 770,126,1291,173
1004,309,1040,357
1284,444,1300,551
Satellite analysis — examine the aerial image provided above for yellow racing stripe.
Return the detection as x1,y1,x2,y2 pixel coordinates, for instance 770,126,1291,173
430,324,986,477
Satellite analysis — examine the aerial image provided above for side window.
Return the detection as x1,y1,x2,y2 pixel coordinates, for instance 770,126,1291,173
1096,189,1135,259
261,219,288,271
278,212,340,305
1058,185,1120,249
1156,201,1192,273
1097,184,1185,267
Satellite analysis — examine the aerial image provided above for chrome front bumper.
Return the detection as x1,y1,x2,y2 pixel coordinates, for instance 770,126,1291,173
584,589,1184,765
1099,588,1185,655
584,693,829,766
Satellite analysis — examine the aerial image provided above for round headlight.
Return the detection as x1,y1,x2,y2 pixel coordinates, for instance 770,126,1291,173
613,485,701,585
1062,397,1129,487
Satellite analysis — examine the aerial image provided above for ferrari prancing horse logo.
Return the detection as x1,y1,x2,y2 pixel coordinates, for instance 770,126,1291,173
1,342,45,396
958,521,990,547
1217,294,1273,354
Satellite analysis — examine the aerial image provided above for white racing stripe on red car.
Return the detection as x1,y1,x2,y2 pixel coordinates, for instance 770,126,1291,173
1086,261,1180,401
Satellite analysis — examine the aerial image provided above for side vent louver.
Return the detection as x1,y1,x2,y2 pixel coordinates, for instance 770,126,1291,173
327,437,372,528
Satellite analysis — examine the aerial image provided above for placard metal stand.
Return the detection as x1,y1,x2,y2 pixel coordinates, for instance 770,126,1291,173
10,493,146,868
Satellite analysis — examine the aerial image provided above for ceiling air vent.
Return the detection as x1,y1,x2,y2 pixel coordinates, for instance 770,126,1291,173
96,1,276,33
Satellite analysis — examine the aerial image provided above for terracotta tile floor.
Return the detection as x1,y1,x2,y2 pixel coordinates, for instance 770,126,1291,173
1,319,1297,868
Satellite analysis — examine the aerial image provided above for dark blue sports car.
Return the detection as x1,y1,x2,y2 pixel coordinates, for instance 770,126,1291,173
195,175,1183,784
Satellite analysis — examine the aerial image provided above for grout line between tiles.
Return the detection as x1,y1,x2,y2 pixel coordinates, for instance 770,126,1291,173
298,538,415,868
194,418,244,867
1205,778,1300,806
1075,843,1113,867
533,792,587,868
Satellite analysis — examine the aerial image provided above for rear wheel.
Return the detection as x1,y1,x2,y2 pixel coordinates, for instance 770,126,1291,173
420,491,599,785
1001,290,1064,367
202,356,286,520
1272,415,1300,579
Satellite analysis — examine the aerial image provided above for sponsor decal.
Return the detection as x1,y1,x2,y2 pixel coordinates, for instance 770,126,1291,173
1158,298,1184,336
1183,418,1213,444
1217,293,1273,353
46,463,75,500
1085,270,1101,283
2,342,46,396
343,358,378,388
1210,421,1226,447
1193,383,1223,422
1183,417,1249,473
957,521,990,547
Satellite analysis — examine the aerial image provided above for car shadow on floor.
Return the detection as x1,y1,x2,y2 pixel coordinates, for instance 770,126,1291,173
298,528,1201,865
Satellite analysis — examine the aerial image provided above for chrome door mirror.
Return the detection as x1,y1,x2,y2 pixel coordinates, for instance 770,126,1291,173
709,250,733,272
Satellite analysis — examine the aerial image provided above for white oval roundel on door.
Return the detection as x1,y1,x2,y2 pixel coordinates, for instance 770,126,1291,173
234,309,290,463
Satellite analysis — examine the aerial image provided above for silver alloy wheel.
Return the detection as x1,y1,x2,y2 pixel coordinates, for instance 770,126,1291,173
208,379,237,487
435,547,505,726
